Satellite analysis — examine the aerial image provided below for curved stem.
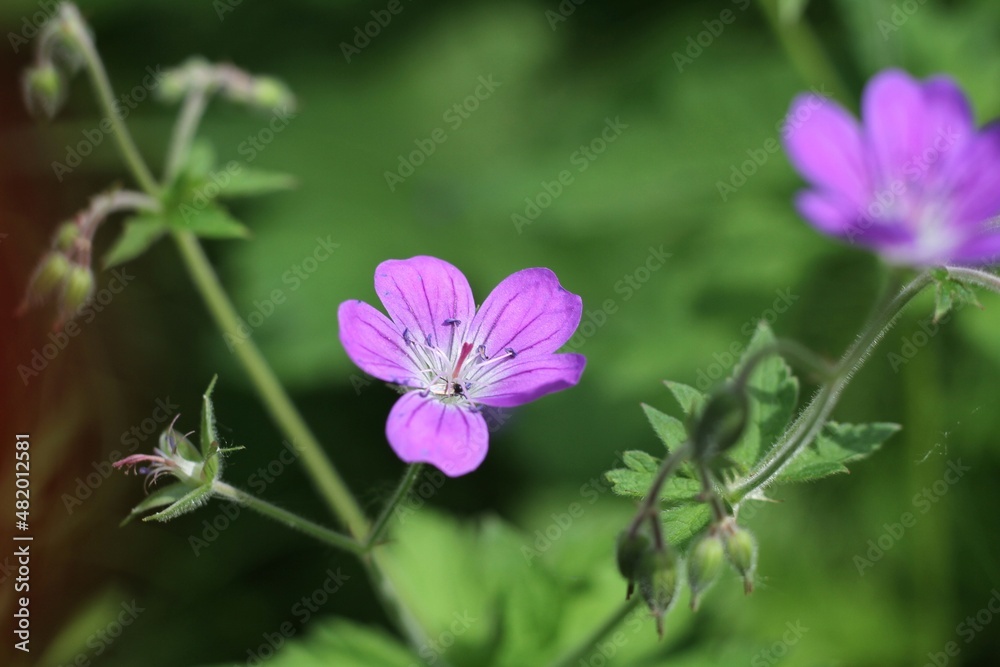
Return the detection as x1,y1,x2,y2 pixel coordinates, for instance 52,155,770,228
731,270,935,500
163,88,210,185
61,4,160,195
173,230,369,539
548,596,643,667
626,442,692,539
365,464,423,550
212,481,363,555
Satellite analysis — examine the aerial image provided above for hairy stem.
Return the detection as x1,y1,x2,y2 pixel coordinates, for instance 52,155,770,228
365,464,423,550
163,87,210,184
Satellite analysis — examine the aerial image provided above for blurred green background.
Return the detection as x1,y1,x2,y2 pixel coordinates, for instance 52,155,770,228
2,0,1000,665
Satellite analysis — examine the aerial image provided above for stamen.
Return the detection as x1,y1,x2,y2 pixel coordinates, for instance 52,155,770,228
443,318,461,326
402,328,414,345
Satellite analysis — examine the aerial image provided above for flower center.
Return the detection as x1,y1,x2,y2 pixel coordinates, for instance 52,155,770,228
402,327,518,402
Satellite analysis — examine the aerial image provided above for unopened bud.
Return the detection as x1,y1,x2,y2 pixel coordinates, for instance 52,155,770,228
637,548,679,638
250,77,295,111
616,530,651,600
60,264,94,314
54,222,80,252
23,63,65,119
687,533,725,610
723,525,757,594
26,252,71,303
691,381,748,462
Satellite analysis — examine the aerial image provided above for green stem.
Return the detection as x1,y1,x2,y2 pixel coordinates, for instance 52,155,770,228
626,442,691,539
548,596,642,667
731,270,935,501
173,231,369,539
163,87,210,185
755,0,852,104
365,464,423,550
212,481,363,555
62,4,160,195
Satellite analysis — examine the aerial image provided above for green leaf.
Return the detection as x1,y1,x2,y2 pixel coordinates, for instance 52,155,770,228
102,215,167,268
605,450,701,503
664,381,704,417
776,422,900,484
933,274,982,322
120,482,190,526
641,403,687,453
168,203,251,239
215,167,297,199
144,483,213,522
200,375,219,458
725,322,799,472
662,503,712,552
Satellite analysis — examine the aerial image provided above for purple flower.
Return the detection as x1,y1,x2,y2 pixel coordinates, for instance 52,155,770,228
783,69,1000,266
338,256,586,477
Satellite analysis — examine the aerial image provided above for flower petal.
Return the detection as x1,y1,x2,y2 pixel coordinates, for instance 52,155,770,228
338,300,417,385
472,353,586,408
945,122,1000,225
783,93,868,205
467,268,582,359
386,392,488,477
374,256,476,360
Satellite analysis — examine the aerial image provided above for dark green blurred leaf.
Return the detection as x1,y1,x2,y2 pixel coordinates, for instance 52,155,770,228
168,203,251,239
120,482,190,526
216,167,297,199
103,215,167,268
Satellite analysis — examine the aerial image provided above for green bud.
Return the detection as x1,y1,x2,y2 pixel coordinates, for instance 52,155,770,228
691,381,748,463
687,533,725,610
723,525,757,594
54,222,80,252
250,77,295,111
60,264,94,314
616,530,651,599
637,548,680,637
27,252,71,303
23,62,65,119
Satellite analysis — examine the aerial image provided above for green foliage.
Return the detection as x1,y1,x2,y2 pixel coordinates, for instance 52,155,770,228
606,323,899,550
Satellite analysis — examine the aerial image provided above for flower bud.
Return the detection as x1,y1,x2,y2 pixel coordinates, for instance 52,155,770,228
54,222,80,252
249,76,296,111
616,529,651,599
687,533,725,610
60,264,94,315
691,381,748,463
23,62,65,119
637,548,680,638
723,525,757,594
25,252,71,304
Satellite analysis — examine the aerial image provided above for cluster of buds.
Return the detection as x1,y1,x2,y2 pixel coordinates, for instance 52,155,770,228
18,189,158,328
686,518,758,610
22,3,88,119
617,528,679,638
157,57,296,112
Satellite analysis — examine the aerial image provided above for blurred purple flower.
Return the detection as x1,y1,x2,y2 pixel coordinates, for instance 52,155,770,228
784,69,1000,266
338,256,585,477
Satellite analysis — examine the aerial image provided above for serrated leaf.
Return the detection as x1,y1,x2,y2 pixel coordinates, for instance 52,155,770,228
641,403,687,453
200,375,218,458
776,421,900,484
622,449,659,473
216,167,297,199
726,322,799,472
168,203,251,239
605,450,701,502
120,482,190,526
662,503,712,552
934,276,982,322
103,215,167,268
664,381,704,417
144,483,213,522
